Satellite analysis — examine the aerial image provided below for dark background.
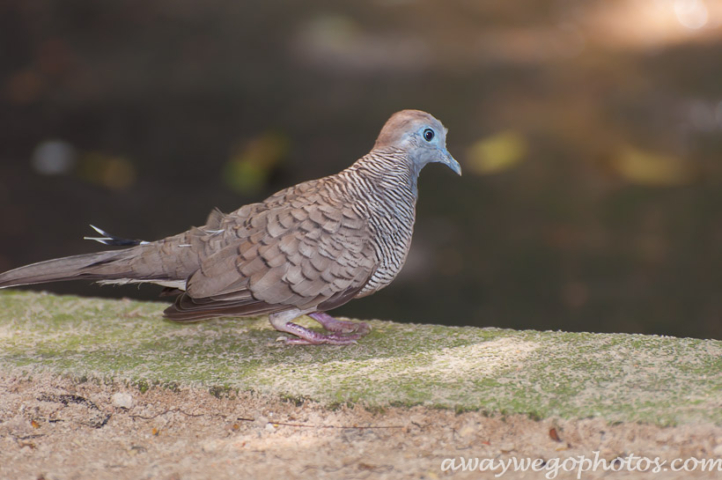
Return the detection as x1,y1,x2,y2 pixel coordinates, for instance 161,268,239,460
1,0,721,339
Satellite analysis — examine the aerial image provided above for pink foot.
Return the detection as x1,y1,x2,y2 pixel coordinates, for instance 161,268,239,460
269,309,371,345
308,312,371,335
281,322,365,345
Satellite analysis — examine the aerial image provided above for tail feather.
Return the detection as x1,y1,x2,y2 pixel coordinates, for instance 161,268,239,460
84,225,149,247
0,250,131,289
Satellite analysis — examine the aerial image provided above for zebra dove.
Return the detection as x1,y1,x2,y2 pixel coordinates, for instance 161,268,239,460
0,110,461,345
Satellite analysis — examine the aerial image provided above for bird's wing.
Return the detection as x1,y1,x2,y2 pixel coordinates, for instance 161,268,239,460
163,182,377,322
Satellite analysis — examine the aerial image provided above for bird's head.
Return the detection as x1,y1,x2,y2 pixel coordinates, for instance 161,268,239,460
373,110,461,176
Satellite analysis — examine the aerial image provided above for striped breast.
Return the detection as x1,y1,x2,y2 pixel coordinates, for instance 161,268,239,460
334,150,418,297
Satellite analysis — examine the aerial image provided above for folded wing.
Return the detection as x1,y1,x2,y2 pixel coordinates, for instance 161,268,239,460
164,184,376,322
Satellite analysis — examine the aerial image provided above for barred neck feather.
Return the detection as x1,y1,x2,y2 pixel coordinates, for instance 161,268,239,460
344,148,418,196
334,148,419,295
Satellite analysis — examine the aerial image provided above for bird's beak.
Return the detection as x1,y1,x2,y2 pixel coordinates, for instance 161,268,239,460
441,149,462,176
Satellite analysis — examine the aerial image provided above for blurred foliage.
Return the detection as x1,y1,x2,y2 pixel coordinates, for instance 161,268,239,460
223,132,289,195
0,0,721,340
77,153,136,191
465,131,528,175
611,146,696,186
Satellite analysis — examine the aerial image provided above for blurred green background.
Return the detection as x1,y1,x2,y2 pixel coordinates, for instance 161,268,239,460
1,0,721,339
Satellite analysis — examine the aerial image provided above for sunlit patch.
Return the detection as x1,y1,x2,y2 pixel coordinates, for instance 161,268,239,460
674,0,709,29
611,146,696,186
223,132,289,195
465,131,528,175
588,0,720,48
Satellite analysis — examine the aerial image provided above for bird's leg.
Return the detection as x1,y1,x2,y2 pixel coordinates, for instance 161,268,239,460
308,312,370,335
269,309,366,345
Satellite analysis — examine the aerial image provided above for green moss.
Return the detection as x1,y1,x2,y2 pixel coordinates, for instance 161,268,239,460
209,385,237,399
1,290,721,426
137,380,150,394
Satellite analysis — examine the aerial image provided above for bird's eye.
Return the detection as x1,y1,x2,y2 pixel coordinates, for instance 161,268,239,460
423,128,435,142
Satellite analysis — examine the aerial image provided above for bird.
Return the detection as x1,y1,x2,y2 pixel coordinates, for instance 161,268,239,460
0,110,461,345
